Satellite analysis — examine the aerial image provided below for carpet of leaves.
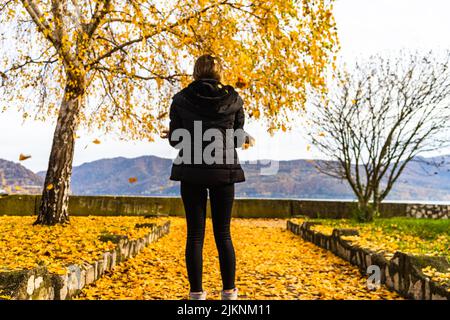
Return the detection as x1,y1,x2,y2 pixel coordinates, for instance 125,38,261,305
422,266,450,288
294,218,450,288
0,216,166,274
78,218,401,300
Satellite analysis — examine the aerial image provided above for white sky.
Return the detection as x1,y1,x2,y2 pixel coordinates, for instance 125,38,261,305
1,0,450,172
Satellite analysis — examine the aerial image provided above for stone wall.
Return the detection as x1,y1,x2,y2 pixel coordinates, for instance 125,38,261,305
0,194,448,219
287,220,450,300
0,221,171,300
407,203,450,219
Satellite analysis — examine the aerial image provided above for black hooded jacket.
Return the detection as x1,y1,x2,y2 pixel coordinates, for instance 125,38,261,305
168,79,246,185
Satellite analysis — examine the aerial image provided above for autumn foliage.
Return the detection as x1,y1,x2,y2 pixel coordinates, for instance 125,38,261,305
0,0,339,225
0,0,339,136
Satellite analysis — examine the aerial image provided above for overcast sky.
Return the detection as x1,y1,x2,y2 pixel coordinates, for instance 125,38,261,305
1,0,450,172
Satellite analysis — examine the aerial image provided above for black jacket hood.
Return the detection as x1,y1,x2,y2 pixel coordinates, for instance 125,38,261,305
173,79,242,118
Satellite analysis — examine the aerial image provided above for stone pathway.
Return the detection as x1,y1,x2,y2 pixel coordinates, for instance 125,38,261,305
78,218,402,300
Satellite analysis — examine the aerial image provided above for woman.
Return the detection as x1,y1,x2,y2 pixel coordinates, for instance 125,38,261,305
163,54,251,300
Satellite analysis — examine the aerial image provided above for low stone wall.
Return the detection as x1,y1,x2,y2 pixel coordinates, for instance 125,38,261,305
407,203,450,219
0,221,171,300
287,220,450,300
1,194,448,219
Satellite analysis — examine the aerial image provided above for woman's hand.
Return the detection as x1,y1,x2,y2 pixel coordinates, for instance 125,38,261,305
160,128,169,139
242,134,255,150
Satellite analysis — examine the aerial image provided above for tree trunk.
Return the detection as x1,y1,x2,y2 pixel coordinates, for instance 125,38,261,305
34,84,82,225
372,190,381,219
356,198,374,222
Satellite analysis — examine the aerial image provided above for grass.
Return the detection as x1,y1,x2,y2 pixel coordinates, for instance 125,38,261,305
293,217,450,261
318,217,450,240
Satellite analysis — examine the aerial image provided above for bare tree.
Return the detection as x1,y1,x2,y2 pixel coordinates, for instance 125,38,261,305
306,52,450,221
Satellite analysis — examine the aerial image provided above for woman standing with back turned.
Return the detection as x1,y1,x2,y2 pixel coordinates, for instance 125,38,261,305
163,54,251,300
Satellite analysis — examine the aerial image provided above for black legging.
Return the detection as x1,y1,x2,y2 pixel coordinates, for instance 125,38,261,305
180,181,236,292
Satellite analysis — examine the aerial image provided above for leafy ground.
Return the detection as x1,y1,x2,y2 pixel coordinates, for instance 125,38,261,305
295,217,450,260
292,217,450,288
78,217,401,300
0,216,166,274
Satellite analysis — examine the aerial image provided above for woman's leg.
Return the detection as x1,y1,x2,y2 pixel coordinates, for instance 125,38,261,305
209,183,236,291
181,181,207,292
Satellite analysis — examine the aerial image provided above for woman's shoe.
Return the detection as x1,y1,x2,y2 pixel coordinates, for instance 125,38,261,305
189,290,207,300
221,288,238,300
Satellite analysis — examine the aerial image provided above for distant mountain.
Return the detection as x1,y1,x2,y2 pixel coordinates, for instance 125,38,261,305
0,159,43,193
36,154,450,201
69,155,179,196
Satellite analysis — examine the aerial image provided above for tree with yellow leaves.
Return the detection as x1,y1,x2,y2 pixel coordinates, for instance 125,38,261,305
0,0,338,225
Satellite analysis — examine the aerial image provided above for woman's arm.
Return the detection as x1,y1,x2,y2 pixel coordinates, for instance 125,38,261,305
234,104,245,131
233,98,255,148
233,98,255,149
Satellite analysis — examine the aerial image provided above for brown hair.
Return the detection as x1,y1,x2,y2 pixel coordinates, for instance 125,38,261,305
193,54,222,81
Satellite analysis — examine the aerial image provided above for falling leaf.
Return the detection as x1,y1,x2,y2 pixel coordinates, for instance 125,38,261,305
19,154,31,161
157,112,168,120
46,184,54,190
92,139,101,145
235,76,248,89
128,177,138,184
306,144,311,152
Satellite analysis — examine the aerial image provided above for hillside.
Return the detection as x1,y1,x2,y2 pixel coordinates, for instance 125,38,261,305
0,159,43,194
34,154,450,201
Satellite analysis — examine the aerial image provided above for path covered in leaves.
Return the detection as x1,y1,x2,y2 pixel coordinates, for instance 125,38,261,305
79,218,401,300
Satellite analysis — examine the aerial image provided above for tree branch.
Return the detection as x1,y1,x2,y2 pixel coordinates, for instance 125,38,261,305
21,0,59,47
85,0,111,38
87,0,230,67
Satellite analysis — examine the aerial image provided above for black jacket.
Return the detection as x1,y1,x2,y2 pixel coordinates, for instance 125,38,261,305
168,79,246,185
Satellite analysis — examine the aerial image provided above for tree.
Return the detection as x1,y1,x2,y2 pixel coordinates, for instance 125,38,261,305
0,0,339,224
306,52,450,221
